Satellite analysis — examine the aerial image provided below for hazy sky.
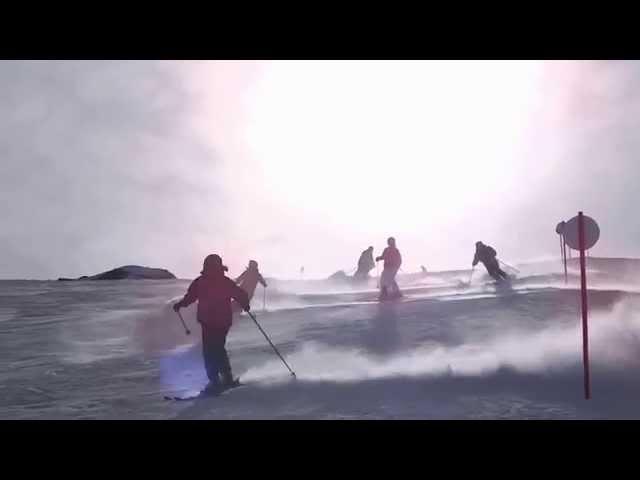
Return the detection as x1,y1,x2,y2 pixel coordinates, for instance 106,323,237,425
2,60,640,280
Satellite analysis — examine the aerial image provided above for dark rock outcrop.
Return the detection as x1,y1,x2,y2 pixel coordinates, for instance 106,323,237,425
58,265,176,281
328,270,350,283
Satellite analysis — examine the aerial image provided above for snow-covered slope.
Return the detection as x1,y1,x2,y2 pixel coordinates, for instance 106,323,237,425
2,259,640,419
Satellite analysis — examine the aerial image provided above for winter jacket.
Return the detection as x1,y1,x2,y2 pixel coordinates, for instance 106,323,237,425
378,247,402,270
176,272,250,332
472,245,498,267
357,250,375,274
235,268,267,300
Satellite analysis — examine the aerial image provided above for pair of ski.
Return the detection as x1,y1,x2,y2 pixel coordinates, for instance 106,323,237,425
164,379,244,402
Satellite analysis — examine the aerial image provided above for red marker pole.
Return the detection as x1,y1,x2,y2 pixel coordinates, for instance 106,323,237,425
578,212,591,400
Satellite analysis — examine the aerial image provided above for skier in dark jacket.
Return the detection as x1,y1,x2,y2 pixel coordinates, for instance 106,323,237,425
472,241,508,282
173,254,250,394
353,246,375,282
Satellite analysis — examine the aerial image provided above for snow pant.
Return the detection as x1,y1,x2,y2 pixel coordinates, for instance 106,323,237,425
484,260,508,281
379,267,401,298
231,300,243,314
201,325,232,386
232,292,254,313
353,270,371,283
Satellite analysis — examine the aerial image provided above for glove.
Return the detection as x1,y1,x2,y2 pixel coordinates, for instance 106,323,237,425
173,303,181,312
245,304,251,312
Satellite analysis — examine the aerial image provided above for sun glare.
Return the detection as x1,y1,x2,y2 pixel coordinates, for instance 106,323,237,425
244,61,544,239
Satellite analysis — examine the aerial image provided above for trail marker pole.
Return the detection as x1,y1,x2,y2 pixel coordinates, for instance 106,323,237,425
578,212,591,399
563,212,600,400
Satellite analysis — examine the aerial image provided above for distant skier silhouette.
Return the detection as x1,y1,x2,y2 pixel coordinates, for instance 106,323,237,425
235,260,267,302
354,246,375,283
472,241,508,282
376,237,402,300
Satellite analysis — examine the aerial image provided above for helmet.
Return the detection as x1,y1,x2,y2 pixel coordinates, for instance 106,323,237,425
201,254,228,274
249,260,258,269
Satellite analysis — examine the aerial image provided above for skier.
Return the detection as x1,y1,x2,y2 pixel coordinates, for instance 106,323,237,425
353,246,375,282
173,254,250,395
472,241,509,282
235,260,267,302
232,259,267,313
375,237,402,300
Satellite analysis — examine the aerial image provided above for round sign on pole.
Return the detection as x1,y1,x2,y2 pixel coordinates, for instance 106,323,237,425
564,215,600,250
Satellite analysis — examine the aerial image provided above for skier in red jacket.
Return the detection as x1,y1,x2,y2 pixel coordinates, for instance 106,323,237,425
376,237,403,300
173,254,250,394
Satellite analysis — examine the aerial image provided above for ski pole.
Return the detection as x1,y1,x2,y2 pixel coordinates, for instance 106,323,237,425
263,286,267,312
246,311,296,378
176,310,191,335
376,263,380,288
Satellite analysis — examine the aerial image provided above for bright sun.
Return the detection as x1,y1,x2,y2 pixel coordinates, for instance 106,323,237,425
241,61,546,271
